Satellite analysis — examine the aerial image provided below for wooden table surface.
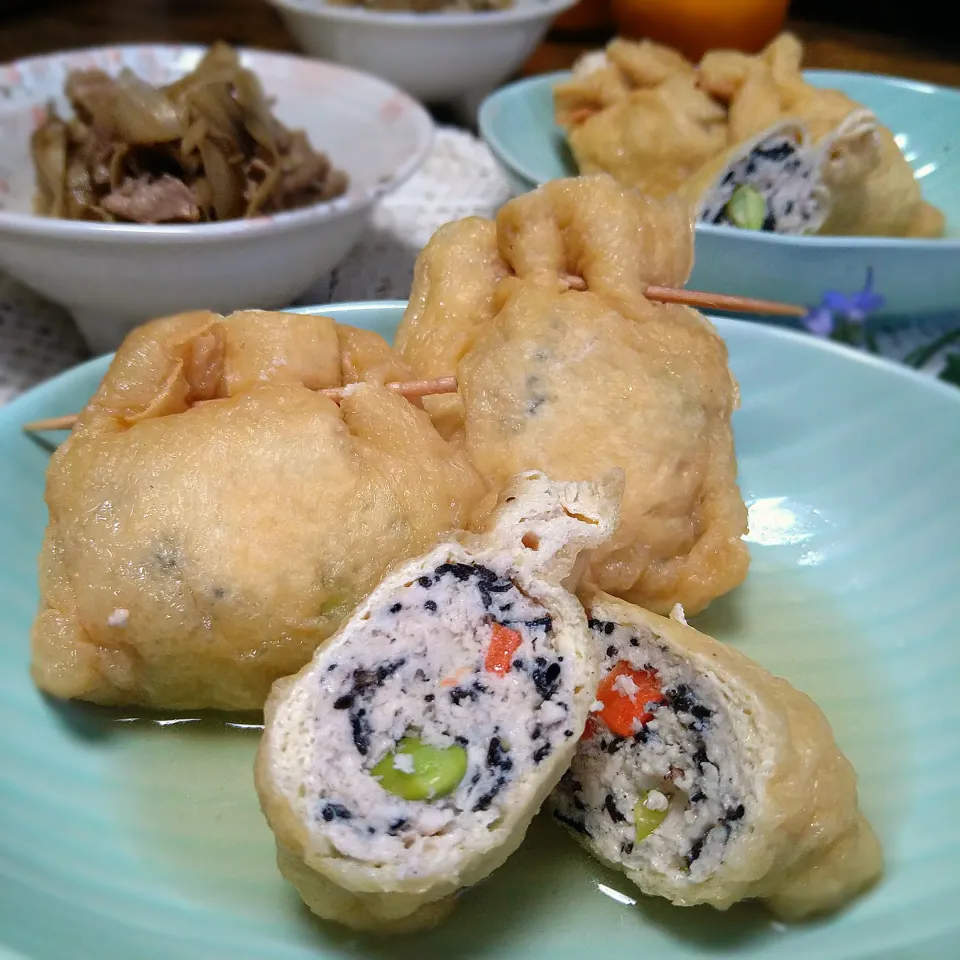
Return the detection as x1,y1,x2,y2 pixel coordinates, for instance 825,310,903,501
1,0,959,88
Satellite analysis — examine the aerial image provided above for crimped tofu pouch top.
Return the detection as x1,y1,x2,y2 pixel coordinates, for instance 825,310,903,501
271,558,580,878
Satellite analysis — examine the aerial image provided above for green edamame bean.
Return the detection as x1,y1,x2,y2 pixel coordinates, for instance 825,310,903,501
633,791,669,843
372,736,468,801
726,184,767,230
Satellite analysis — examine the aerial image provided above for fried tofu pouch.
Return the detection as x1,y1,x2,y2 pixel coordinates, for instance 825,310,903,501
695,33,943,238
397,175,749,616
554,39,728,198
556,33,943,239
552,590,883,920
31,309,484,710
394,217,510,440
255,471,622,933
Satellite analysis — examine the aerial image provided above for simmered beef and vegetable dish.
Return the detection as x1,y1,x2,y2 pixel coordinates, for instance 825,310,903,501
30,43,348,224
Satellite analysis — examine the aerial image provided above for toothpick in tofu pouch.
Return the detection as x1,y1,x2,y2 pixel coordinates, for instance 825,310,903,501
30,309,484,710
397,175,749,616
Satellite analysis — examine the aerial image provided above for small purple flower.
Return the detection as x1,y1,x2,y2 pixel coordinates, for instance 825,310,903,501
822,268,885,324
801,268,886,341
802,305,835,338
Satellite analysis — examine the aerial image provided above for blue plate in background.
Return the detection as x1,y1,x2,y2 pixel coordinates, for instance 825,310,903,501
478,70,960,318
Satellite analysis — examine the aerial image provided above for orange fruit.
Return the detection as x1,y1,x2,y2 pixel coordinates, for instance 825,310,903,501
610,0,790,61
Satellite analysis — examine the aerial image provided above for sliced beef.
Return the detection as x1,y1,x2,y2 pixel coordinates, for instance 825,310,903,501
101,174,200,223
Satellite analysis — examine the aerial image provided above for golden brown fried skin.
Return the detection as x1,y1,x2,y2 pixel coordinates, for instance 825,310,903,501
397,176,749,615
394,218,510,439
31,310,484,710
559,76,728,197
817,122,943,239
460,288,748,616
698,34,803,144
554,38,692,125
396,174,696,437
493,174,694,301
396,174,695,424
555,38,727,198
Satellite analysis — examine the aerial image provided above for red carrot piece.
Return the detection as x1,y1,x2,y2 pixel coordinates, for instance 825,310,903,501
595,662,666,738
485,623,523,676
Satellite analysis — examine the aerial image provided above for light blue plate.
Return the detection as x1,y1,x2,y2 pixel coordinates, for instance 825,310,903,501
478,70,960,318
2,302,959,959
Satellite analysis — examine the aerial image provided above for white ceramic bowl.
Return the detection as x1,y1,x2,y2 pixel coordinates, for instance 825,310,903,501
267,0,577,104
0,45,434,353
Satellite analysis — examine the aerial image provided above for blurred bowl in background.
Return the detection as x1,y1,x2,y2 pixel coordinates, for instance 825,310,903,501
0,44,434,353
267,0,578,103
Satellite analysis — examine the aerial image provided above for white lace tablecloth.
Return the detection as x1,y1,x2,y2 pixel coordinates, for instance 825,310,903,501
0,127,954,407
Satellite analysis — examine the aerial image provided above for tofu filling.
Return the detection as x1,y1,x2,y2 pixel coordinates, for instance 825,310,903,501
308,560,576,868
699,133,827,235
552,619,749,884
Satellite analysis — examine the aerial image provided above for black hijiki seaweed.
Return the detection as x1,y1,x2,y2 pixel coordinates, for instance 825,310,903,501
531,658,562,700
332,657,408,756
685,803,748,867
554,810,591,837
320,802,353,822
331,563,567,799
603,794,627,824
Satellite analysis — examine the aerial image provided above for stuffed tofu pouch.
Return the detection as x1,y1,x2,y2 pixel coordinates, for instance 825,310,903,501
397,176,749,618
255,472,622,933
681,121,832,235
31,309,483,710
695,32,942,239
683,110,898,237
551,591,882,920
553,39,728,199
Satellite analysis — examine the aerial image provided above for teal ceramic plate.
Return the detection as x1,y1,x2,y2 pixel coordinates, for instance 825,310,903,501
478,70,960,318
2,302,959,959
